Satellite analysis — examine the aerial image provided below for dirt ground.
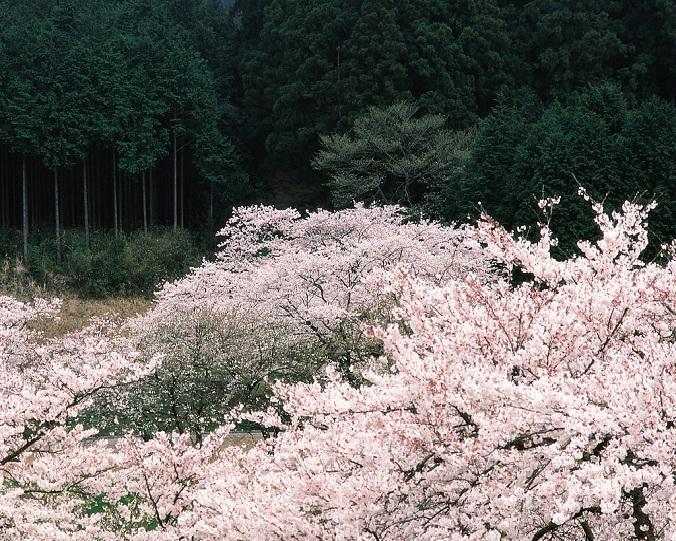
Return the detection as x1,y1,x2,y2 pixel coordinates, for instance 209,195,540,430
26,296,153,338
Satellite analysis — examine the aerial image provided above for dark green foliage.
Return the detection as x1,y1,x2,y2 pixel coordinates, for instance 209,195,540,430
396,0,517,121
613,0,676,101
432,84,676,255
233,0,518,178
231,0,675,191
49,233,127,297
1,228,202,298
122,229,201,297
0,0,673,293
0,0,247,238
0,230,22,260
514,1,632,100
235,0,357,169
621,96,676,249
440,89,544,226
339,0,409,116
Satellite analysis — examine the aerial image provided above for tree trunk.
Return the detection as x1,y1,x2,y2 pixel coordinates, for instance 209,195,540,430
149,168,154,227
337,45,341,124
0,149,5,228
91,149,97,229
30,158,36,227
94,145,100,229
173,127,178,230
119,170,124,231
21,154,28,261
180,147,184,228
113,151,119,237
54,168,61,264
0,147,4,228
83,157,90,247
209,181,214,225
142,171,148,233
70,167,76,226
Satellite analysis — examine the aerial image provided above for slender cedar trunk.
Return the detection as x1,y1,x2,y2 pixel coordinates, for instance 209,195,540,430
98,146,103,228
30,158,36,226
93,146,98,229
0,148,5,227
142,171,147,233
209,181,214,225
337,45,341,124
91,150,96,228
54,168,61,264
21,153,28,260
148,168,154,227
0,148,4,227
70,167,76,225
180,147,184,228
119,170,124,231
4,148,9,227
112,151,119,237
0,147,4,228
173,127,178,230
83,157,90,247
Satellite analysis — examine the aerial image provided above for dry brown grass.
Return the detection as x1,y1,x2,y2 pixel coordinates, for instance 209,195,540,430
27,296,154,338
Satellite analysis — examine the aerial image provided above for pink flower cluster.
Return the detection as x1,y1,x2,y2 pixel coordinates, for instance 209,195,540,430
0,302,157,539
1,197,674,540
148,204,490,375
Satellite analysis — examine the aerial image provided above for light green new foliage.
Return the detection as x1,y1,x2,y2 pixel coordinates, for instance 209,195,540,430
313,101,469,209
87,308,325,441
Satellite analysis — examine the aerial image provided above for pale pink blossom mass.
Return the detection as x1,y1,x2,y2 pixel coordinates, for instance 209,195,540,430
1,196,674,540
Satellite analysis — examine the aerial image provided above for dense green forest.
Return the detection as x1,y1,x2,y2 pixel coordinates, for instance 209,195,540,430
0,0,674,294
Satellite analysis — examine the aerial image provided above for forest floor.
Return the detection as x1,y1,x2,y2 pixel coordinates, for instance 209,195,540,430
27,296,153,338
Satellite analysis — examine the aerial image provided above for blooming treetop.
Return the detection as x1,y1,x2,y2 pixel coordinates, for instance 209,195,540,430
121,195,675,540
145,204,491,380
0,300,156,540
152,203,489,335
2,197,674,541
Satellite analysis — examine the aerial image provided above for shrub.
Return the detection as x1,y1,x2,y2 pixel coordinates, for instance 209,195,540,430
1,228,203,298
122,228,200,297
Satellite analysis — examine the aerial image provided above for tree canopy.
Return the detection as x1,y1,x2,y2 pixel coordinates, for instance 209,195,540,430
0,0,673,265
431,84,676,255
0,0,246,240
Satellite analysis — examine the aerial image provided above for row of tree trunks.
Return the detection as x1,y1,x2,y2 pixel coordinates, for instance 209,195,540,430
3,147,194,261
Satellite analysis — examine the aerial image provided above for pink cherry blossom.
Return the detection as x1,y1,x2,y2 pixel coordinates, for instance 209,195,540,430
2,196,674,541
135,196,674,540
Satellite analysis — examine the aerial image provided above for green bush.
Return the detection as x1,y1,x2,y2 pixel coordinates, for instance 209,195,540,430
0,229,21,259
61,233,126,298
122,228,200,297
1,228,204,298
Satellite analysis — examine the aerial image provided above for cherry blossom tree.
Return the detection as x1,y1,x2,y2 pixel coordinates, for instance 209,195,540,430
150,204,490,380
0,298,156,540
111,203,491,445
94,309,318,442
2,196,674,541
119,193,675,541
